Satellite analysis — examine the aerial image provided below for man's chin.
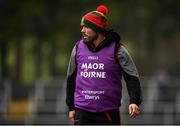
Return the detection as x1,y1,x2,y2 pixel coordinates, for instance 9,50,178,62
82,38,89,42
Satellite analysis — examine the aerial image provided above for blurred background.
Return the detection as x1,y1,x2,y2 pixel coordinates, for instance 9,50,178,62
0,0,180,125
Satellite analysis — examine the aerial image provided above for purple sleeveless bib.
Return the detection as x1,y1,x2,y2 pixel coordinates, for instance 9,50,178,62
75,40,122,112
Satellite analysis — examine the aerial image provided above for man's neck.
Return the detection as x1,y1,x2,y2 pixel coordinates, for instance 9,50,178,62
93,34,105,47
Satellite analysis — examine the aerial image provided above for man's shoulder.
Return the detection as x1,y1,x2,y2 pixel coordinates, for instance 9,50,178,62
114,41,123,52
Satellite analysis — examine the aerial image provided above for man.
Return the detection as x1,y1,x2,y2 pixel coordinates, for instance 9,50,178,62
66,5,142,125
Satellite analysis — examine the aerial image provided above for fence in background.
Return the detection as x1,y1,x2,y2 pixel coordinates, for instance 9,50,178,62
0,74,180,125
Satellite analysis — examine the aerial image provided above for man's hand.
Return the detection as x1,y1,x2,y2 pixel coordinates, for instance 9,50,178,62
128,104,140,118
69,110,79,123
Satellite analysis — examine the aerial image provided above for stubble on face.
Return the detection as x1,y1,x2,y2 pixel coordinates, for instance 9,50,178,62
82,27,98,42
82,31,98,43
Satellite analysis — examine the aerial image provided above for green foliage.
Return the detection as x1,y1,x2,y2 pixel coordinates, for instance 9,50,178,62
0,0,180,85
21,36,37,85
6,40,16,80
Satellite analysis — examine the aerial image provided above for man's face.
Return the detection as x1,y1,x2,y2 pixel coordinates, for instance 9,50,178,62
81,25,98,43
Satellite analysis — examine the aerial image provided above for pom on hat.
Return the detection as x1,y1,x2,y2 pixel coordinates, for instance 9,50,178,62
97,5,108,16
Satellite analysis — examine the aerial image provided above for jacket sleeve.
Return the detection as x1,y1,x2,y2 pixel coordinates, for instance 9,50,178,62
117,45,142,106
66,44,77,111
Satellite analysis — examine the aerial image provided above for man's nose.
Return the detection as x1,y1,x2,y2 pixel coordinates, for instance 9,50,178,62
81,27,85,33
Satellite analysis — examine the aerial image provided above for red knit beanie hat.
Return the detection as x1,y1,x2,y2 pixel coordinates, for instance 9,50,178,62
81,5,108,33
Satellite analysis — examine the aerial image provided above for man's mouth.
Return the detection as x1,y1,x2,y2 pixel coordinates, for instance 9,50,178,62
83,36,88,40
82,34,88,39
83,36,88,39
